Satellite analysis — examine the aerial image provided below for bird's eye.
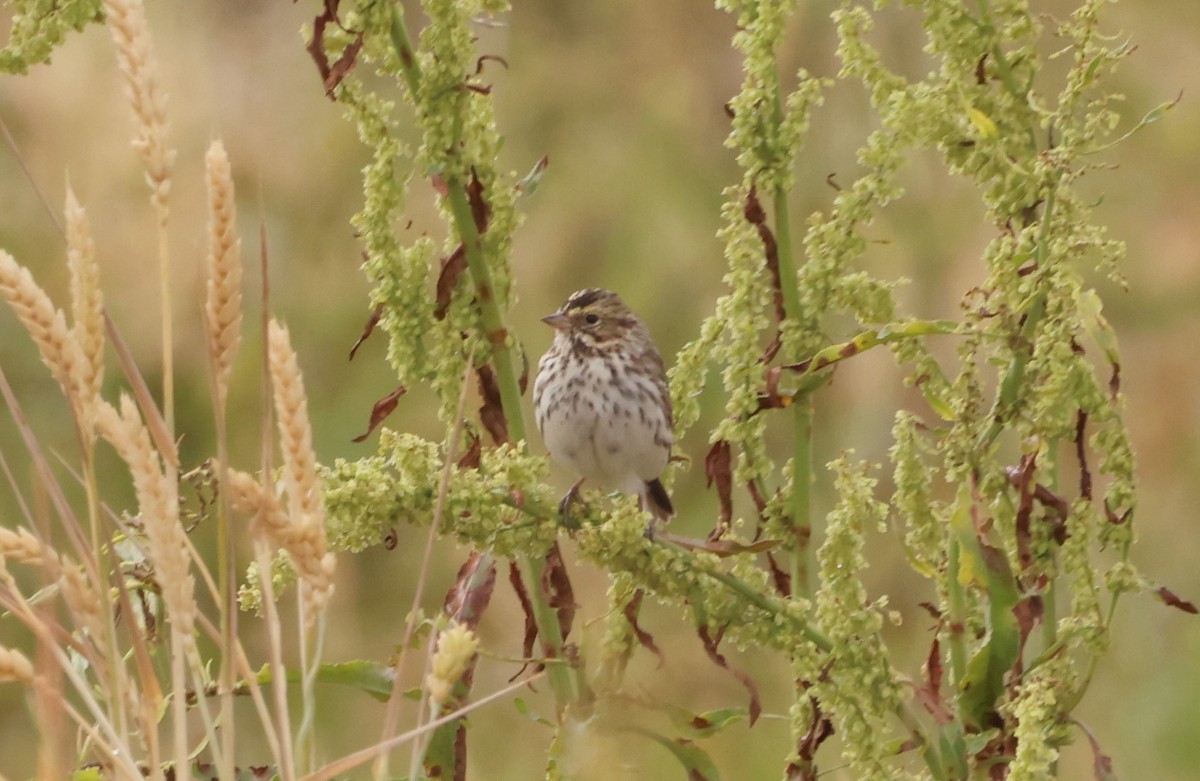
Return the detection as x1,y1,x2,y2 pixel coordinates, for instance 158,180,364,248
584,313,600,325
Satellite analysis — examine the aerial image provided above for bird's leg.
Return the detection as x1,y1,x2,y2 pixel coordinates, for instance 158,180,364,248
637,495,657,541
559,478,586,519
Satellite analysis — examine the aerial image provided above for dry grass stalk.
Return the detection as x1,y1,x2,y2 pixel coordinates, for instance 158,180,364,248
103,0,174,218
66,187,105,432
0,645,33,683
204,140,243,408
96,396,196,650
0,251,84,420
267,321,335,618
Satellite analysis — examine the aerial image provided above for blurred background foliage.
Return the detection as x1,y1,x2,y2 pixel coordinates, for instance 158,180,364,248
0,0,1197,778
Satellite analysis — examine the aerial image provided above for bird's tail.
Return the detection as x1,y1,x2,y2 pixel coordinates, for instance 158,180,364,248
644,478,674,522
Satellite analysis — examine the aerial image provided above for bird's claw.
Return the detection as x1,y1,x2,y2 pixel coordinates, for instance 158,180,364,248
558,479,586,526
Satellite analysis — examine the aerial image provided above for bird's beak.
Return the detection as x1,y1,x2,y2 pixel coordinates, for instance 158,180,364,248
541,313,571,330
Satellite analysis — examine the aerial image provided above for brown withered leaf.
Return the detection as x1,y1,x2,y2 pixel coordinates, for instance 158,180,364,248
913,635,954,725
624,589,665,667
1012,596,1044,671
443,552,497,629
349,302,383,361
542,543,576,641
697,624,761,725
1075,410,1092,501
705,440,734,530
351,385,407,443
1109,362,1121,400
795,689,834,764
323,33,363,97
1077,719,1118,781
476,362,509,444
474,54,509,75
305,1,337,95
743,185,786,354
659,531,781,558
305,1,361,100
1155,586,1199,614
765,552,791,597
1012,453,1037,572
434,244,468,320
507,562,538,680
456,432,482,470
466,169,491,233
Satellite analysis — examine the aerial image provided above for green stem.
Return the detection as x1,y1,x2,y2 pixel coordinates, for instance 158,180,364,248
770,84,814,599
442,184,527,444
386,0,571,714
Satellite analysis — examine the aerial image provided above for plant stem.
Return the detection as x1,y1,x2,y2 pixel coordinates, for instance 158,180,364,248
442,183,526,444
769,84,814,598
387,1,574,714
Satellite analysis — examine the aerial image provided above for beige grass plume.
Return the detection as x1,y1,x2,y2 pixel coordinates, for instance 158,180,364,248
0,645,33,684
267,320,336,620
103,0,174,216
204,139,243,408
0,251,85,421
66,187,105,434
97,396,196,650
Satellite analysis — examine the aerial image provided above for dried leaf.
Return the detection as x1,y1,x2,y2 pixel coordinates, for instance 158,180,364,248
1012,595,1044,666
443,552,497,629
515,154,549,197
697,624,761,725
914,635,954,725
476,362,509,444
456,432,482,470
542,543,576,641
705,440,734,530
323,32,363,97
765,551,791,597
624,590,665,667
1075,410,1092,501
795,690,834,764
507,562,538,679
466,169,491,233
434,244,468,320
1012,453,1037,572
1155,586,1198,614
351,384,406,443
349,302,383,360
1077,719,1118,781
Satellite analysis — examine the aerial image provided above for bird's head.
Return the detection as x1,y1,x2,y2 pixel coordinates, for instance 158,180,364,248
541,288,640,346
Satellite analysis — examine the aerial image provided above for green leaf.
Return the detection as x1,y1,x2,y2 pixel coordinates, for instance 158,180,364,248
514,696,554,727
958,543,1020,729
253,660,395,702
665,705,746,739
635,728,721,781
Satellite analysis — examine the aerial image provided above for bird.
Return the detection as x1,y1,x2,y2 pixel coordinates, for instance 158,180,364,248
533,288,675,524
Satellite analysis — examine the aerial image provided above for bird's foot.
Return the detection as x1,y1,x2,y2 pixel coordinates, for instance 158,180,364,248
558,479,586,526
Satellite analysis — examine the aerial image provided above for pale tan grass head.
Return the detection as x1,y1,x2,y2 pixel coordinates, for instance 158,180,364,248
267,320,335,620
204,139,243,408
96,396,196,648
0,251,85,423
0,526,48,567
0,645,33,684
103,0,175,217
66,187,105,433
